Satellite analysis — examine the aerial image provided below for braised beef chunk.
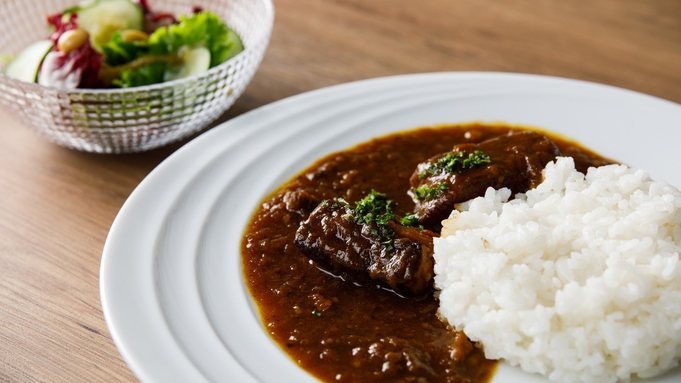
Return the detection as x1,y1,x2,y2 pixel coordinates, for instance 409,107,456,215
283,190,319,217
294,201,435,294
410,131,561,225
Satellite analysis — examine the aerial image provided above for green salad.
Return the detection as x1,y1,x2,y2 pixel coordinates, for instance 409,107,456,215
3,0,244,89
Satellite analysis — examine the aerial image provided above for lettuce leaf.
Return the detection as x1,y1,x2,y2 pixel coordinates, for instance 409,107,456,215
112,61,167,87
101,31,149,66
147,11,243,67
99,10,244,87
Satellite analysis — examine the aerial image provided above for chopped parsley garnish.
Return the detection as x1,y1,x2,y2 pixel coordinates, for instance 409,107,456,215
353,190,396,226
336,190,397,250
400,213,420,227
412,183,448,200
419,150,491,179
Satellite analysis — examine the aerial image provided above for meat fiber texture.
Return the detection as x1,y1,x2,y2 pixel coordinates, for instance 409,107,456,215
434,157,681,383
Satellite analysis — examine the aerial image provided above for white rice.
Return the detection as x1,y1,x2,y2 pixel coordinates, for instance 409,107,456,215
433,157,681,383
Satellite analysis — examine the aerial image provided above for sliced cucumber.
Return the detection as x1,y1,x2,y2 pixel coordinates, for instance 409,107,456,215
77,0,144,51
3,40,54,82
163,46,211,82
221,29,244,63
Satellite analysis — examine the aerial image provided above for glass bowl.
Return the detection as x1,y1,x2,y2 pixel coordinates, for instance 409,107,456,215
0,0,274,153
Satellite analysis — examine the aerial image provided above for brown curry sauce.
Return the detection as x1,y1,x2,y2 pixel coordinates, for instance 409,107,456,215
241,124,612,383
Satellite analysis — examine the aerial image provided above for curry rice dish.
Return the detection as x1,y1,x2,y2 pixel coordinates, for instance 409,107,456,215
241,123,680,382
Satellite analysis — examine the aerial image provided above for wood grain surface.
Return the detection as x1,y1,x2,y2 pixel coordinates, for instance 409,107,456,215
0,0,679,381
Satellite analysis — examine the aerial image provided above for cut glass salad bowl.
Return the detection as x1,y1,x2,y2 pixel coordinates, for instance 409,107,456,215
0,0,274,153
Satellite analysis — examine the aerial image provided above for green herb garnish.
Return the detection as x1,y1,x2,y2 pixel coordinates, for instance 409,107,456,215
420,150,491,179
336,190,397,250
353,190,396,226
400,213,420,227
412,183,448,200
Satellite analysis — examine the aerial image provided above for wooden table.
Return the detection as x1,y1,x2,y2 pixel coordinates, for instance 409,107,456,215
1,0,679,381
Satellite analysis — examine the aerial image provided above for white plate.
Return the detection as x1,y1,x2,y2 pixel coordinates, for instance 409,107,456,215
100,72,681,382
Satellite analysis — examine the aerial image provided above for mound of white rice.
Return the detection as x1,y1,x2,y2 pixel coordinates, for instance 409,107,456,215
434,157,681,383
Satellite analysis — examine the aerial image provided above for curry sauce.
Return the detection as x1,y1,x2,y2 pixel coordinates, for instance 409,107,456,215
241,124,612,382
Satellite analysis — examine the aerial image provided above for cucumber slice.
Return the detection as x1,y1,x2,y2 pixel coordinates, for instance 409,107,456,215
77,0,144,51
220,29,244,63
3,40,54,82
163,46,211,82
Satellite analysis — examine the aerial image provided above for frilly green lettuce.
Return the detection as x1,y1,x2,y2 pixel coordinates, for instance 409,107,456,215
101,10,244,87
